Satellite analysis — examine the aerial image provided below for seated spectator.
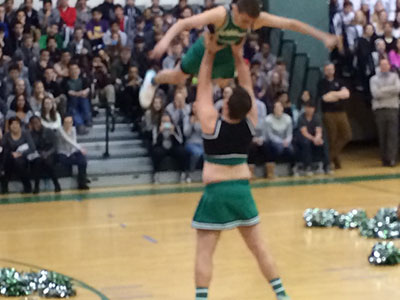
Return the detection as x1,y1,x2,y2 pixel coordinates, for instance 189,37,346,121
6,94,34,130
292,90,311,126
389,38,400,72
20,33,39,67
244,32,260,61
266,59,289,91
4,0,15,24
41,97,62,130
54,50,72,81
120,65,143,126
183,104,203,179
103,21,128,47
381,22,397,52
151,113,187,183
86,7,108,51
58,0,77,29
162,40,183,70
29,81,47,114
29,49,50,84
165,91,191,132
64,62,92,135
38,23,63,50
253,42,277,74
297,102,330,175
124,0,142,20
7,77,31,107
354,23,376,93
3,21,24,57
98,0,115,22
318,62,352,169
43,66,67,116
38,0,61,30
172,0,188,19
265,71,286,113
67,27,92,56
57,115,89,190
276,91,293,118
2,117,35,193
214,86,233,112
332,1,355,37
91,55,115,112
265,101,295,176
0,6,10,40
202,0,216,12
22,0,39,29
150,0,164,17
29,116,61,193
370,58,400,167
180,6,194,19
372,38,389,73
13,52,30,85
0,47,11,80
47,36,62,63
1,63,28,102
114,4,135,47
373,10,388,36
75,0,91,28
393,12,400,38
142,93,163,142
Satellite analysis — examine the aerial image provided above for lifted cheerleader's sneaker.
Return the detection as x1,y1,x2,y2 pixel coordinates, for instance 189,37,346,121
139,69,157,109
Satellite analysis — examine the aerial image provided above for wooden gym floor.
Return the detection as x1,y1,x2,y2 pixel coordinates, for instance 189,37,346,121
0,146,399,300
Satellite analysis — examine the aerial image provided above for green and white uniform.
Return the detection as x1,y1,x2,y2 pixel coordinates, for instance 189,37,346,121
181,5,249,79
192,118,260,231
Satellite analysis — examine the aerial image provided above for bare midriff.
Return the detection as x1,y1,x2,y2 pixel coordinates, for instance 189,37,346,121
202,161,251,184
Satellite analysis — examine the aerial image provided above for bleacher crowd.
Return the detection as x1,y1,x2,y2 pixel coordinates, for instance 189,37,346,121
0,0,397,191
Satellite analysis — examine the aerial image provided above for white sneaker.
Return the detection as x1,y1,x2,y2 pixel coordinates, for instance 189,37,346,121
139,69,157,109
277,296,291,300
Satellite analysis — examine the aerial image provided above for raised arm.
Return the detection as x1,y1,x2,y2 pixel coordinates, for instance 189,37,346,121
150,6,226,60
254,12,338,50
231,41,258,127
195,33,221,134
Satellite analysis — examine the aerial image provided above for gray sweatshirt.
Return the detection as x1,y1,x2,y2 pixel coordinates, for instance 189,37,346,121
370,71,400,110
265,113,293,144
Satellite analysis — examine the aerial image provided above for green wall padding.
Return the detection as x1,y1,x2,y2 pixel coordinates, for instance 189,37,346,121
265,0,329,67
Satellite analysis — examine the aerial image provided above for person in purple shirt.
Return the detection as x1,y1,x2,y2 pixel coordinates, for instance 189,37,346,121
86,7,109,51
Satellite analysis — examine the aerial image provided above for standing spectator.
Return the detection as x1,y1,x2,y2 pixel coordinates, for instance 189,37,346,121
124,0,141,21
252,42,277,74
6,94,34,130
389,38,400,72
318,62,352,169
354,23,376,92
29,116,61,193
75,0,91,28
2,117,35,193
41,97,62,130
150,0,164,17
58,0,77,29
372,38,389,72
297,102,330,175
86,7,109,51
370,58,400,166
103,21,127,46
21,0,39,29
67,27,92,56
265,101,295,176
64,63,92,135
57,115,89,190
151,113,187,183
98,0,116,22
38,0,61,30
183,103,203,179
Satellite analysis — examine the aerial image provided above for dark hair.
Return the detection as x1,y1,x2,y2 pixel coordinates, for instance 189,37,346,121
343,1,353,8
8,116,22,127
228,86,252,120
114,4,123,10
8,63,20,72
92,7,102,14
304,101,315,108
236,0,260,19
29,115,41,123
41,97,57,122
110,21,119,27
10,94,31,113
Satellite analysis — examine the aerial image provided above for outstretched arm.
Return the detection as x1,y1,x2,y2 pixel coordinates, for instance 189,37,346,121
150,6,226,60
231,40,258,127
195,33,222,134
254,12,338,50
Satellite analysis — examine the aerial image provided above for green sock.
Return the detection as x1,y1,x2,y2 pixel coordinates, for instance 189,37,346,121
270,278,287,297
195,287,208,299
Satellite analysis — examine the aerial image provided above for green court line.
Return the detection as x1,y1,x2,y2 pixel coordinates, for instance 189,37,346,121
1,172,400,205
0,258,109,300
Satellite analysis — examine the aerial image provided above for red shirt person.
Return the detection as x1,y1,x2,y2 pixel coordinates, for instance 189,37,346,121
58,0,76,28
